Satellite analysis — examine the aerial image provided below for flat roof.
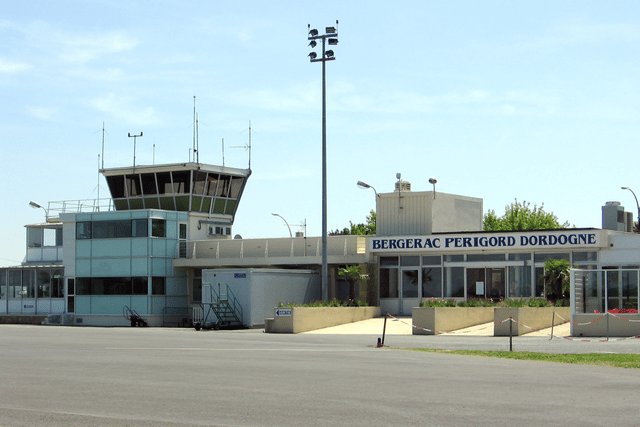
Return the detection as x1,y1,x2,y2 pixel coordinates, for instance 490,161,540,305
101,162,251,178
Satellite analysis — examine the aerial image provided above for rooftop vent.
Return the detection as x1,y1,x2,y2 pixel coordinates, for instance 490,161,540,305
395,180,411,192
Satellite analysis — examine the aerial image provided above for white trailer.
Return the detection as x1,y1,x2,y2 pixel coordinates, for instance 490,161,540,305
200,268,320,328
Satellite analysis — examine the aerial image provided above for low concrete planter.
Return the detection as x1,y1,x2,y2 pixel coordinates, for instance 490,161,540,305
265,306,381,334
494,307,570,336
412,307,495,335
572,313,640,337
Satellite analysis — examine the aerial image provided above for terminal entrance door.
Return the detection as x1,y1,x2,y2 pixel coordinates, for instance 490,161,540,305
466,268,505,300
400,268,420,315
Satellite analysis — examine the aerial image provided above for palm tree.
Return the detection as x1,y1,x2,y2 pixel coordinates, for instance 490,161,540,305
338,265,363,302
541,258,570,302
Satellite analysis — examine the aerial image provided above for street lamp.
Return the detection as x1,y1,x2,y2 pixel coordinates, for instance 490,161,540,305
271,213,292,238
309,21,338,301
621,186,640,232
357,180,378,198
29,201,48,221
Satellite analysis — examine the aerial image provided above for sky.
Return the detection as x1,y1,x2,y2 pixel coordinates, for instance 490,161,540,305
1,1,640,266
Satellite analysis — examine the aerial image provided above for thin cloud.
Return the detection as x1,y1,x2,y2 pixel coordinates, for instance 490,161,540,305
25,106,57,120
90,93,160,126
58,31,139,63
0,58,32,73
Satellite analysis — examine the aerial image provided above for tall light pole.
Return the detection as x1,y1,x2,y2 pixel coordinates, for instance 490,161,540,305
271,212,292,238
621,186,640,232
309,21,338,301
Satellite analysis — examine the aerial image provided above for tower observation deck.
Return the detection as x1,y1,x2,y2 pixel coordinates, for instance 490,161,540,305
101,162,251,224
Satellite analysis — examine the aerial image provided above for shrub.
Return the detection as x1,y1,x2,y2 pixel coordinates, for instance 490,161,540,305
420,298,456,307
278,299,369,308
420,298,556,308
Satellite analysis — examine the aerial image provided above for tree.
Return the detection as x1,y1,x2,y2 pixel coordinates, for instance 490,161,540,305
541,258,571,302
338,265,363,301
330,210,376,235
484,199,569,231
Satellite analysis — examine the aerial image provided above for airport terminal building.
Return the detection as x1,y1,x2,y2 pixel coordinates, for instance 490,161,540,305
1,162,639,326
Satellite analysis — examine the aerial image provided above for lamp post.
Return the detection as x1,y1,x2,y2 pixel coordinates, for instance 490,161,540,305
309,21,338,301
357,180,378,208
29,201,48,221
621,186,640,232
271,212,292,238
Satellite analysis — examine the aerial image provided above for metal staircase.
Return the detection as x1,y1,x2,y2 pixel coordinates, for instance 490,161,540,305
194,283,243,330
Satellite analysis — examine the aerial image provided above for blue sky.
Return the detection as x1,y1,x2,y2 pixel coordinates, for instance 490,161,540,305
1,1,640,266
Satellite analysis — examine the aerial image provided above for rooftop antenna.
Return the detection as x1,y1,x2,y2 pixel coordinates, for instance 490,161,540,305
97,154,100,210
396,172,403,210
222,138,225,167
101,121,105,170
192,96,197,163
196,112,200,163
128,132,143,169
231,120,253,170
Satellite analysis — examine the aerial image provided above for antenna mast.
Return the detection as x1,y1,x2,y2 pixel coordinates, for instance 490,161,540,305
222,138,225,166
196,112,200,163
230,120,253,170
192,96,197,163
101,121,105,170
97,154,100,208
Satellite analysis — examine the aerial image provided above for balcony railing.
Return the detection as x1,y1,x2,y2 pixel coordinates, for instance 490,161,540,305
178,235,367,260
46,199,115,219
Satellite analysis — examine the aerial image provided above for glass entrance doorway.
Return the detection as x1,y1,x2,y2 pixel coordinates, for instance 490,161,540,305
400,268,420,315
466,268,505,300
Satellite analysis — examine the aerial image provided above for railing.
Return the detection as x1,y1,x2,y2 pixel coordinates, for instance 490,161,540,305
179,235,367,260
47,198,115,218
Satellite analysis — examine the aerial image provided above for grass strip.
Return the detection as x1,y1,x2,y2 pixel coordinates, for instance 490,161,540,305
401,348,640,369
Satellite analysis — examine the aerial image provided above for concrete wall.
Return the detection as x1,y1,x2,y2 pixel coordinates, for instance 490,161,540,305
265,306,381,333
412,307,495,335
494,307,570,336
572,313,640,337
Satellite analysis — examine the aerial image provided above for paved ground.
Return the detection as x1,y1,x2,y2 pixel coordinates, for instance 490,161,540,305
1,323,640,427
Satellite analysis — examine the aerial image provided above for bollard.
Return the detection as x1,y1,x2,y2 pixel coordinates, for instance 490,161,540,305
509,316,513,352
380,313,388,347
376,337,382,348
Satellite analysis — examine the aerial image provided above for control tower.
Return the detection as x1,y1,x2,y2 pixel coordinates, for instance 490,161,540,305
101,162,251,228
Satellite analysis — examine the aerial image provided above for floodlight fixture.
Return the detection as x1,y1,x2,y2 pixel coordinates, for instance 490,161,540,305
325,50,334,58
309,40,317,48
326,26,337,34
429,177,437,198
309,28,318,37
328,38,338,45
308,52,317,60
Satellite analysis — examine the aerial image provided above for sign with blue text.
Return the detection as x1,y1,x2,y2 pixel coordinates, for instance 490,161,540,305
275,308,292,317
370,230,604,253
